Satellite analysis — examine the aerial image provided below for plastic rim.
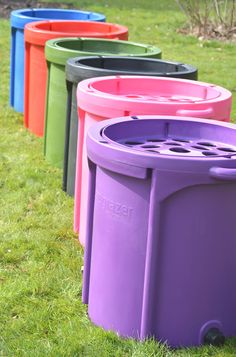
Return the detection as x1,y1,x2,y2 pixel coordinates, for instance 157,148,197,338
76,75,231,117
24,20,128,46
45,38,162,66
87,115,236,173
10,8,106,29
65,56,197,83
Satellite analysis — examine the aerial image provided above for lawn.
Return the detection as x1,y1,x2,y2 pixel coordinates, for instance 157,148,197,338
0,0,236,356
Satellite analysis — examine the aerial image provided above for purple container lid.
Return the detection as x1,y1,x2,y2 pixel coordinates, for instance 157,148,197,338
87,116,236,179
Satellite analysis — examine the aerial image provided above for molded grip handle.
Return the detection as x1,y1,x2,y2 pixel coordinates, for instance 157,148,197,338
209,167,236,181
176,107,214,118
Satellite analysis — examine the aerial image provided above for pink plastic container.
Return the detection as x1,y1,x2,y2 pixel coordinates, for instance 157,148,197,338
75,75,232,245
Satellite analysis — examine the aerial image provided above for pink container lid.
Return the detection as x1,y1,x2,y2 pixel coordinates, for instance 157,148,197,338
77,76,232,121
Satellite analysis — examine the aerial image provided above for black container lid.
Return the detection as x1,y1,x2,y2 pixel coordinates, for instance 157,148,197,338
66,56,198,83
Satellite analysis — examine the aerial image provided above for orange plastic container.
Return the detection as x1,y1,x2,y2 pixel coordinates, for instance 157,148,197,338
24,21,128,137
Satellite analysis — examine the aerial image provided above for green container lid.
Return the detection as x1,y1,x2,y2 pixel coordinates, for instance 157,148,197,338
45,37,162,65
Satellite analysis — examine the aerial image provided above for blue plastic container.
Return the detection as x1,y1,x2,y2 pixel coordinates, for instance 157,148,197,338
10,8,106,113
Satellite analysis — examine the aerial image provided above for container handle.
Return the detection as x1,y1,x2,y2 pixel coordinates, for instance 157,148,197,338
176,107,214,118
209,167,236,181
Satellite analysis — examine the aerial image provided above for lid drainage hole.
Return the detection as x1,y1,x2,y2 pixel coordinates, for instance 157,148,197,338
218,147,236,153
202,151,217,156
147,150,159,154
169,147,190,153
99,141,109,144
192,145,208,150
147,138,165,142
197,142,216,147
172,138,190,143
126,95,141,98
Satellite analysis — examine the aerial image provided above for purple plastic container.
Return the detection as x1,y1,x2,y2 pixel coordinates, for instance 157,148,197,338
83,115,236,348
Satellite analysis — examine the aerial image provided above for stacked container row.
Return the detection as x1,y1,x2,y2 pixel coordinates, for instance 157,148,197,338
8,7,236,349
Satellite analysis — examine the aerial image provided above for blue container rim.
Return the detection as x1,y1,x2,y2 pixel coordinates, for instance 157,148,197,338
10,8,106,29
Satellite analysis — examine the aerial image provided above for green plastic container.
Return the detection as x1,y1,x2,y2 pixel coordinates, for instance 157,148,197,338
44,37,162,168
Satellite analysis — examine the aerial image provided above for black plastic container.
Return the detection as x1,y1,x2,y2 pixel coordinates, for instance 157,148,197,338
63,56,198,196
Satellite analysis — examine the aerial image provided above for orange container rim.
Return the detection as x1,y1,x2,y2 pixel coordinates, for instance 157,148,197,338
25,20,128,45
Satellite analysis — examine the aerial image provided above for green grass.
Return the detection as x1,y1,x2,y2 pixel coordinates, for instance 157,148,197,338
0,1,236,356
